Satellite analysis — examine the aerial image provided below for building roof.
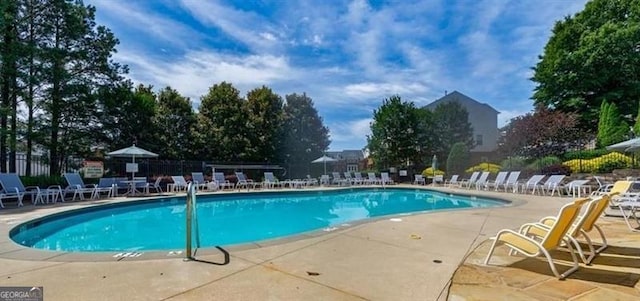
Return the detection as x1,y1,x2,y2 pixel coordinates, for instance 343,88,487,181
326,150,365,160
425,91,500,114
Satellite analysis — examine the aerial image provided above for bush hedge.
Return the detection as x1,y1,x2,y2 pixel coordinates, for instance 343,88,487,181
465,163,501,174
562,151,632,173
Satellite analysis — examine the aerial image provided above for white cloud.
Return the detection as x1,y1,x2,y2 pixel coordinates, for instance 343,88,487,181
87,0,205,49
328,118,372,151
178,0,281,52
86,0,591,150
115,50,296,102
344,82,428,99
496,109,532,127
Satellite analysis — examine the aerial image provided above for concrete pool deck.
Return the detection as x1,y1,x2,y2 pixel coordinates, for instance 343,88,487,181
0,185,638,300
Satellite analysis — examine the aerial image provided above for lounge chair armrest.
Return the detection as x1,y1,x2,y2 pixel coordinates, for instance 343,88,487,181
47,185,63,191
518,222,552,239
24,186,42,193
538,216,557,225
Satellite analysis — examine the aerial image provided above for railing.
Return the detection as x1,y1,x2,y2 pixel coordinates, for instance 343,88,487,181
185,182,200,260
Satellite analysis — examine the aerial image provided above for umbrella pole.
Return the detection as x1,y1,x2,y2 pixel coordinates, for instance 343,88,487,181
132,155,136,179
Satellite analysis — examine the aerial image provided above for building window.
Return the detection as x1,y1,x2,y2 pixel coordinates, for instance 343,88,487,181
347,164,358,172
476,134,483,146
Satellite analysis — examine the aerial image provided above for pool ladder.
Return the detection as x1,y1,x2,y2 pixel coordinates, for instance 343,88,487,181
185,182,201,260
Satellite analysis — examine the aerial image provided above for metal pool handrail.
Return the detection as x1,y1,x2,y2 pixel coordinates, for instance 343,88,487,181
185,182,200,260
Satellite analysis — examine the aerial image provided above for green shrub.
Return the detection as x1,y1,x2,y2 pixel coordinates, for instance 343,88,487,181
500,157,527,171
561,149,609,161
20,175,65,188
527,156,561,170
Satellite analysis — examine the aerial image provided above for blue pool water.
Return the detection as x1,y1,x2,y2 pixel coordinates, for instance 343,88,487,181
10,188,505,252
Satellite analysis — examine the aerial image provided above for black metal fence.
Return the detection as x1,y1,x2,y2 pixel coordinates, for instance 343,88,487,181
6,150,640,180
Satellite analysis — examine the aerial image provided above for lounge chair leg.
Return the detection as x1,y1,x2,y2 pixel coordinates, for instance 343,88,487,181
567,236,589,264
592,225,608,254
483,238,499,265
579,232,596,265
620,206,640,232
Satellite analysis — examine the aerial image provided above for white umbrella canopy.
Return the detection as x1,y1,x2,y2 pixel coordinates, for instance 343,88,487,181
311,155,338,175
106,144,159,159
106,144,159,178
605,137,640,152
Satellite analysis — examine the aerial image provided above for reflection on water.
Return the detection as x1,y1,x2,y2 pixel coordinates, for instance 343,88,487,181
12,189,503,252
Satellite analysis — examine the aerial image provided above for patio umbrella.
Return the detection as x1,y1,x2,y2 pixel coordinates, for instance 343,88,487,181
106,144,159,178
606,137,640,152
311,155,338,176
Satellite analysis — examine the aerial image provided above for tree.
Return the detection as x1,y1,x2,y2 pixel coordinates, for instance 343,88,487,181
153,86,195,160
414,108,437,167
244,86,284,163
367,95,422,169
195,82,250,162
97,83,157,153
18,0,49,175
596,100,629,147
531,0,640,129
432,101,474,159
498,108,586,158
281,93,330,178
446,142,469,175
37,0,125,174
0,0,19,172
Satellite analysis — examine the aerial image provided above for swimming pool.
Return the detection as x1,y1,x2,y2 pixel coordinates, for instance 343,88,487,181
10,188,505,252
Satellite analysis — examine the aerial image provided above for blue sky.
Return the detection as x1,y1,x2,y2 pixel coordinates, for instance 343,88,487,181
86,0,588,151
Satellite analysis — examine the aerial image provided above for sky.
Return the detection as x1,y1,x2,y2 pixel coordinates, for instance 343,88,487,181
86,0,589,151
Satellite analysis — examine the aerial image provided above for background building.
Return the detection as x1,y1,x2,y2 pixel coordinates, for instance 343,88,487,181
425,90,500,152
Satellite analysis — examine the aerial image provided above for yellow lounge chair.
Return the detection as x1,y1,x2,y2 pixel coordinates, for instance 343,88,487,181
525,195,613,265
484,198,587,279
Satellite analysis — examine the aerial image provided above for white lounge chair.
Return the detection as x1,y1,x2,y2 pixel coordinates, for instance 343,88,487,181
367,172,381,185
354,173,368,185
460,171,480,189
169,176,189,192
235,172,259,190
213,172,234,190
485,171,508,191
444,175,459,187
262,172,283,189
332,172,349,186
539,175,566,196
344,172,359,185
500,171,521,193
381,172,394,185
0,173,62,207
474,172,490,190
518,175,545,194
64,173,110,201
191,172,212,190
414,175,426,185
